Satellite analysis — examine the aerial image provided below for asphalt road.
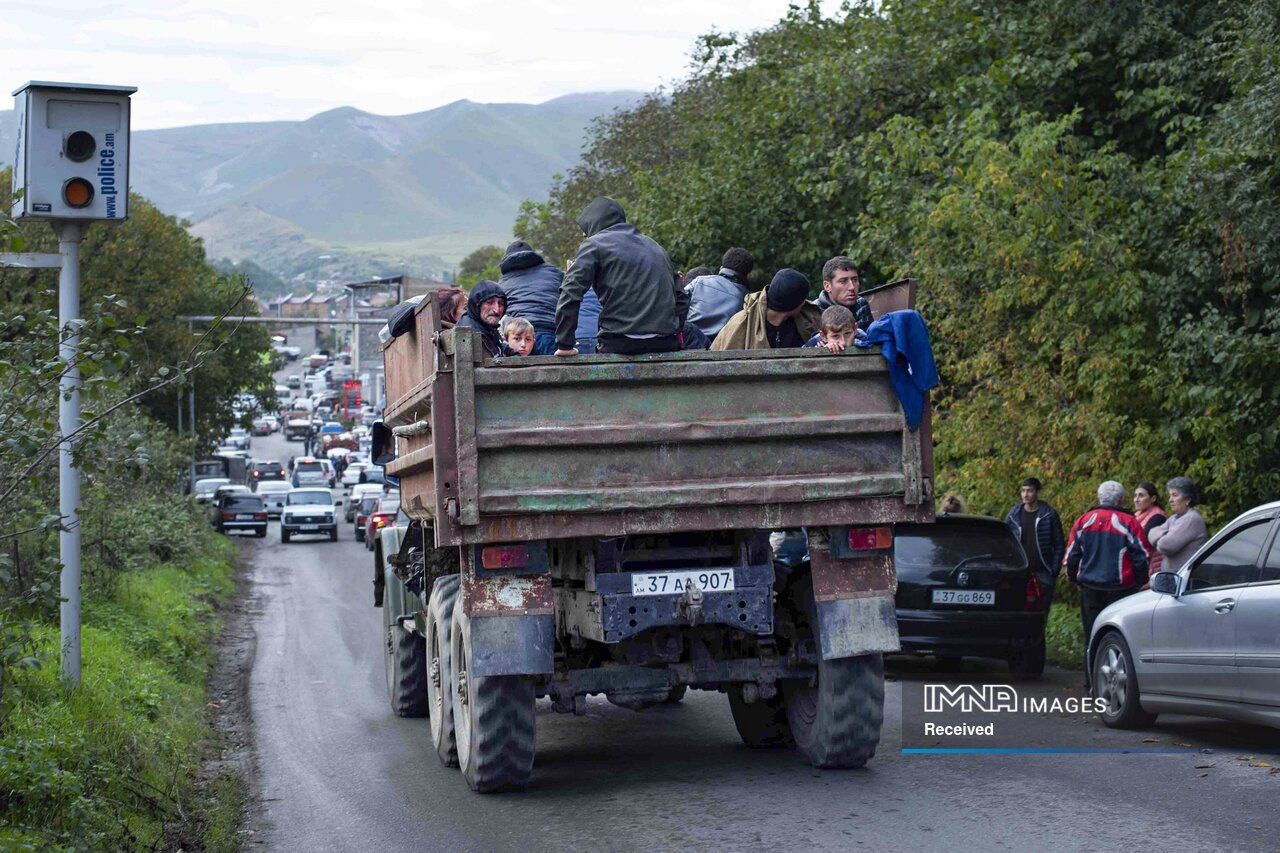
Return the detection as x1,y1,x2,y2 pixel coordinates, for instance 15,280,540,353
239,427,1278,853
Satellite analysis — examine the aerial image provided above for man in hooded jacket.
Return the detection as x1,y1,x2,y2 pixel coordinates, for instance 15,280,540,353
455,279,508,357
555,198,688,356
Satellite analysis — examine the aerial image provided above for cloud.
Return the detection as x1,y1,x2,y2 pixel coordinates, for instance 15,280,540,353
0,0,838,128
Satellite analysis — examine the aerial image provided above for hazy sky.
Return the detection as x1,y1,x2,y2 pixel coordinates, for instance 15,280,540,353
3,1,834,129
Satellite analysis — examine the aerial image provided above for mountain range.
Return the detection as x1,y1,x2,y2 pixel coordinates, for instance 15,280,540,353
1,91,636,284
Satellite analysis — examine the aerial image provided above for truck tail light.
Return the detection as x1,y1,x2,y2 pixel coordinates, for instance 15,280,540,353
848,527,893,551
481,544,530,570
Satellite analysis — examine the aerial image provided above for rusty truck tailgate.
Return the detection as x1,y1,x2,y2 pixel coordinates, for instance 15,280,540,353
383,281,933,546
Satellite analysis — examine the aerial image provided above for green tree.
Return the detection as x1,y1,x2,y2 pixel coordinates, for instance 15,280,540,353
515,0,1279,523
456,245,504,288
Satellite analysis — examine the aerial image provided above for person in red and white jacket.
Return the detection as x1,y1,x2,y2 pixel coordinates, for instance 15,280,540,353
1064,480,1151,689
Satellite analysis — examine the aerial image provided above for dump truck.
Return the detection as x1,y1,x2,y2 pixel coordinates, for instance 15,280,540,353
374,280,934,793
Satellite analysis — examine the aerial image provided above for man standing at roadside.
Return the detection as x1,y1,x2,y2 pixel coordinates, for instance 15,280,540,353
1005,477,1066,609
555,197,688,356
1064,480,1151,688
813,256,873,332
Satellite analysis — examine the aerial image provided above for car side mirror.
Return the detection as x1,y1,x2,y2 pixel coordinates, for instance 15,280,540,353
1150,571,1180,596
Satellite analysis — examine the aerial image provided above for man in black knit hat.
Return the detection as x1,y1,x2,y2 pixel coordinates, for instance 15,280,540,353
711,268,823,350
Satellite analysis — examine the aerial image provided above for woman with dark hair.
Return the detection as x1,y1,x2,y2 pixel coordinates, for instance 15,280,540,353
1147,476,1208,573
1133,481,1167,574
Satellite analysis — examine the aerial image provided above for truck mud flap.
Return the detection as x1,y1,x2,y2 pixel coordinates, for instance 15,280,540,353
468,614,554,678
810,551,900,659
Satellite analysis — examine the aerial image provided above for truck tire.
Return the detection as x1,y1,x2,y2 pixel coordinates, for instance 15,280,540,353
426,575,461,767
784,579,884,768
728,687,792,747
385,620,428,717
451,606,536,792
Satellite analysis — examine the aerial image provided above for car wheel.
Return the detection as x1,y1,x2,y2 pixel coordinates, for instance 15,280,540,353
1008,641,1045,681
1092,631,1157,729
255,528,267,539
356,528,364,542
281,530,291,544
330,526,338,542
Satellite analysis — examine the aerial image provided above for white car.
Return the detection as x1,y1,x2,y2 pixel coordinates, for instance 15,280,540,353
193,477,231,504
280,488,338,543
256,481,293,518
1089,500,1280,730
342,462,372,488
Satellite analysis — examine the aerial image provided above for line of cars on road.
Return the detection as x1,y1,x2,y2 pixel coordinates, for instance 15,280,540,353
194,460,399,544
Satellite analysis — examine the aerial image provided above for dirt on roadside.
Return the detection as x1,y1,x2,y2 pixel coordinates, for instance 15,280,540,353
196,540,265,849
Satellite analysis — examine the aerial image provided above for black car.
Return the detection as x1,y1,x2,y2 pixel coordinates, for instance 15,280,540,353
893,514,1047,679
209,494,268,537
249,460,287,488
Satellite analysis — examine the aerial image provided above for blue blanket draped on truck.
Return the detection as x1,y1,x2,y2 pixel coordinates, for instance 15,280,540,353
854,309,937,430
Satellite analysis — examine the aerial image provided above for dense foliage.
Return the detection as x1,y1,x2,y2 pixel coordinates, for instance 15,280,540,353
516,0,1280,524
1,188,251,848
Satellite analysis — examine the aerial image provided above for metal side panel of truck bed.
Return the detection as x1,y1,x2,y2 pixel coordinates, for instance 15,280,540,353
382,279,933,547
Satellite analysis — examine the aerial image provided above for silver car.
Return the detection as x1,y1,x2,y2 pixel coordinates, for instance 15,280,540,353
1088,500,1280,729
256,481,293,518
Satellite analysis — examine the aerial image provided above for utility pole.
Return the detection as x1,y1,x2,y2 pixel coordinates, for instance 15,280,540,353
54,222,86,683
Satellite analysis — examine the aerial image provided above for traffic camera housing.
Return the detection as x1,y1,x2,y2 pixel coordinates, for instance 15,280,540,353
10,81,136,222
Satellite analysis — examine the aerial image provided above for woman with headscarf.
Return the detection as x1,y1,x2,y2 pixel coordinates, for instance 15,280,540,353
1146,476,1208,573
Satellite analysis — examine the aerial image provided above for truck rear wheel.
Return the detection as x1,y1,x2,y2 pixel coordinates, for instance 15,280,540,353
451,607,536,792
385,619,428,717
784,578,885,768
728,687,792,747
785,653,884,768
426,575,461,767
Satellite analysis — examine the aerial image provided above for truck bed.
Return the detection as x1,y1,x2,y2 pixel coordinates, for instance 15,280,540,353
383,280,933,546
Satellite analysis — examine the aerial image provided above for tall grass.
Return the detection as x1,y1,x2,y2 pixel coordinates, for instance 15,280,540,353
0,542,237,850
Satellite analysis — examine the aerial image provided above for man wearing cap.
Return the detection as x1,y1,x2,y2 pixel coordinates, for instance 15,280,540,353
710,269,822,350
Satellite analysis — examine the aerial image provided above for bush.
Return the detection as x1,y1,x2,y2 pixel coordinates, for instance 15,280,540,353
0,550,234,848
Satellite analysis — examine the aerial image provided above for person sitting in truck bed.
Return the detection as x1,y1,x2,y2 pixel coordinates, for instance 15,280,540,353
498,240,565,355
555,197,689,356
802,304,865,353
711,268,822,350
455,280,509,357
502,316,536,357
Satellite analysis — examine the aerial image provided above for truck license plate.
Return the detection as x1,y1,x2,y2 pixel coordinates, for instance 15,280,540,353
631,570,734,596
931,589,995,606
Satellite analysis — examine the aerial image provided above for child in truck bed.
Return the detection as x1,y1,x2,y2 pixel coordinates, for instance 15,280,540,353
502,316,536,357
802,304,864,352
